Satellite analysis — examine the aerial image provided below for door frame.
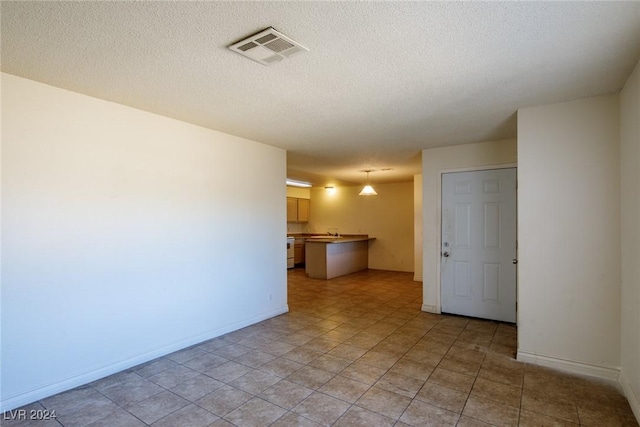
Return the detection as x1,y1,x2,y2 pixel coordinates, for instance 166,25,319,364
435,163,518,323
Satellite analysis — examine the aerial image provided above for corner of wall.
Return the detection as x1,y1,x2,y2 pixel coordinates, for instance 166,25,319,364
421,304,439,314
621,368,640,422
619,57,640,425
517,351,620,382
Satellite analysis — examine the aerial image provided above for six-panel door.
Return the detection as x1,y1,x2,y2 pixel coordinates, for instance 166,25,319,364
441,168,517,323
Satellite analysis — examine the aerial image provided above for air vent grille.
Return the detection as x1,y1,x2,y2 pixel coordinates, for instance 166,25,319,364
229,27,308,66
264,38,294,53
255,33,277,44
238,42,257,52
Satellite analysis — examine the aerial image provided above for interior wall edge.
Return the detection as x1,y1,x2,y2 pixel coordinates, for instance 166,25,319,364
621,368,640,423
619,56,640,425
0,306,289,413
421,304,439,314
517,350,621,383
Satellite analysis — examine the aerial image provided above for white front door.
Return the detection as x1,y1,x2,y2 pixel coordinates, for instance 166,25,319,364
441,168,517,323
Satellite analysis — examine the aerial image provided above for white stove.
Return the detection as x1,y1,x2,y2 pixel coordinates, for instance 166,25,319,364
286,237,295,269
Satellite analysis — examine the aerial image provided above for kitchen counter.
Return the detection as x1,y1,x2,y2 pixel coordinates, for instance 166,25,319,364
303,236,374,243
287,233,371,240
305,236,375,279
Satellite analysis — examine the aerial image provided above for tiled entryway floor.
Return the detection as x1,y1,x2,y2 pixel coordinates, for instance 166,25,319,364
4,269,638,426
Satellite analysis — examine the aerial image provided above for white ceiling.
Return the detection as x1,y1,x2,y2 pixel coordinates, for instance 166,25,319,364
2,1,639,187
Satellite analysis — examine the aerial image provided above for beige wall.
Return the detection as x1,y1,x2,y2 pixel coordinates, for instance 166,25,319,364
1,74,287,411
309,182,414,272
286,187,311,199
420,139,517,312
413,175,423,281
517,94,621,377
620,59,640,417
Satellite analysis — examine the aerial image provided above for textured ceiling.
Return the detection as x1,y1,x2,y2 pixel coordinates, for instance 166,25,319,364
2,1,639,186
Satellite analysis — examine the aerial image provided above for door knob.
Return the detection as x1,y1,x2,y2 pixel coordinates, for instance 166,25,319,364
443,252,450,258
512,259,518,264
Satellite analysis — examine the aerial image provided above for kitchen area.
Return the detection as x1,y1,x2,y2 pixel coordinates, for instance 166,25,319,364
285,180,416,280
288,231,375,279
287,190,375,279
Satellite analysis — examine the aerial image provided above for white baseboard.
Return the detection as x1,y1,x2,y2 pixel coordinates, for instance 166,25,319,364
517,350,620,382
421,304,439,314
0,306,289,412
620,369,640,423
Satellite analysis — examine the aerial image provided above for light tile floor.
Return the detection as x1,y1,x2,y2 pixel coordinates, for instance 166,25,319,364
3,269,638,426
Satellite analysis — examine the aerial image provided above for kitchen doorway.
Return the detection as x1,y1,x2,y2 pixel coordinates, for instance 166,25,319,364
440,168,517,323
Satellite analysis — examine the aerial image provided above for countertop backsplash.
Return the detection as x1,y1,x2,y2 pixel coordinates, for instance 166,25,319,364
286,222,308,234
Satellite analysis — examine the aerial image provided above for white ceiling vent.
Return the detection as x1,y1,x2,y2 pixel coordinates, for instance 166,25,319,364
229,27,308,66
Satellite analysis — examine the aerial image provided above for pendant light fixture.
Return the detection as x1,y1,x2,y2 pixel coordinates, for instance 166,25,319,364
359,170,377,196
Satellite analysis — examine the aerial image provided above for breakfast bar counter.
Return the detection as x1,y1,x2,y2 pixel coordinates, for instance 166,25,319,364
305,236,375,279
